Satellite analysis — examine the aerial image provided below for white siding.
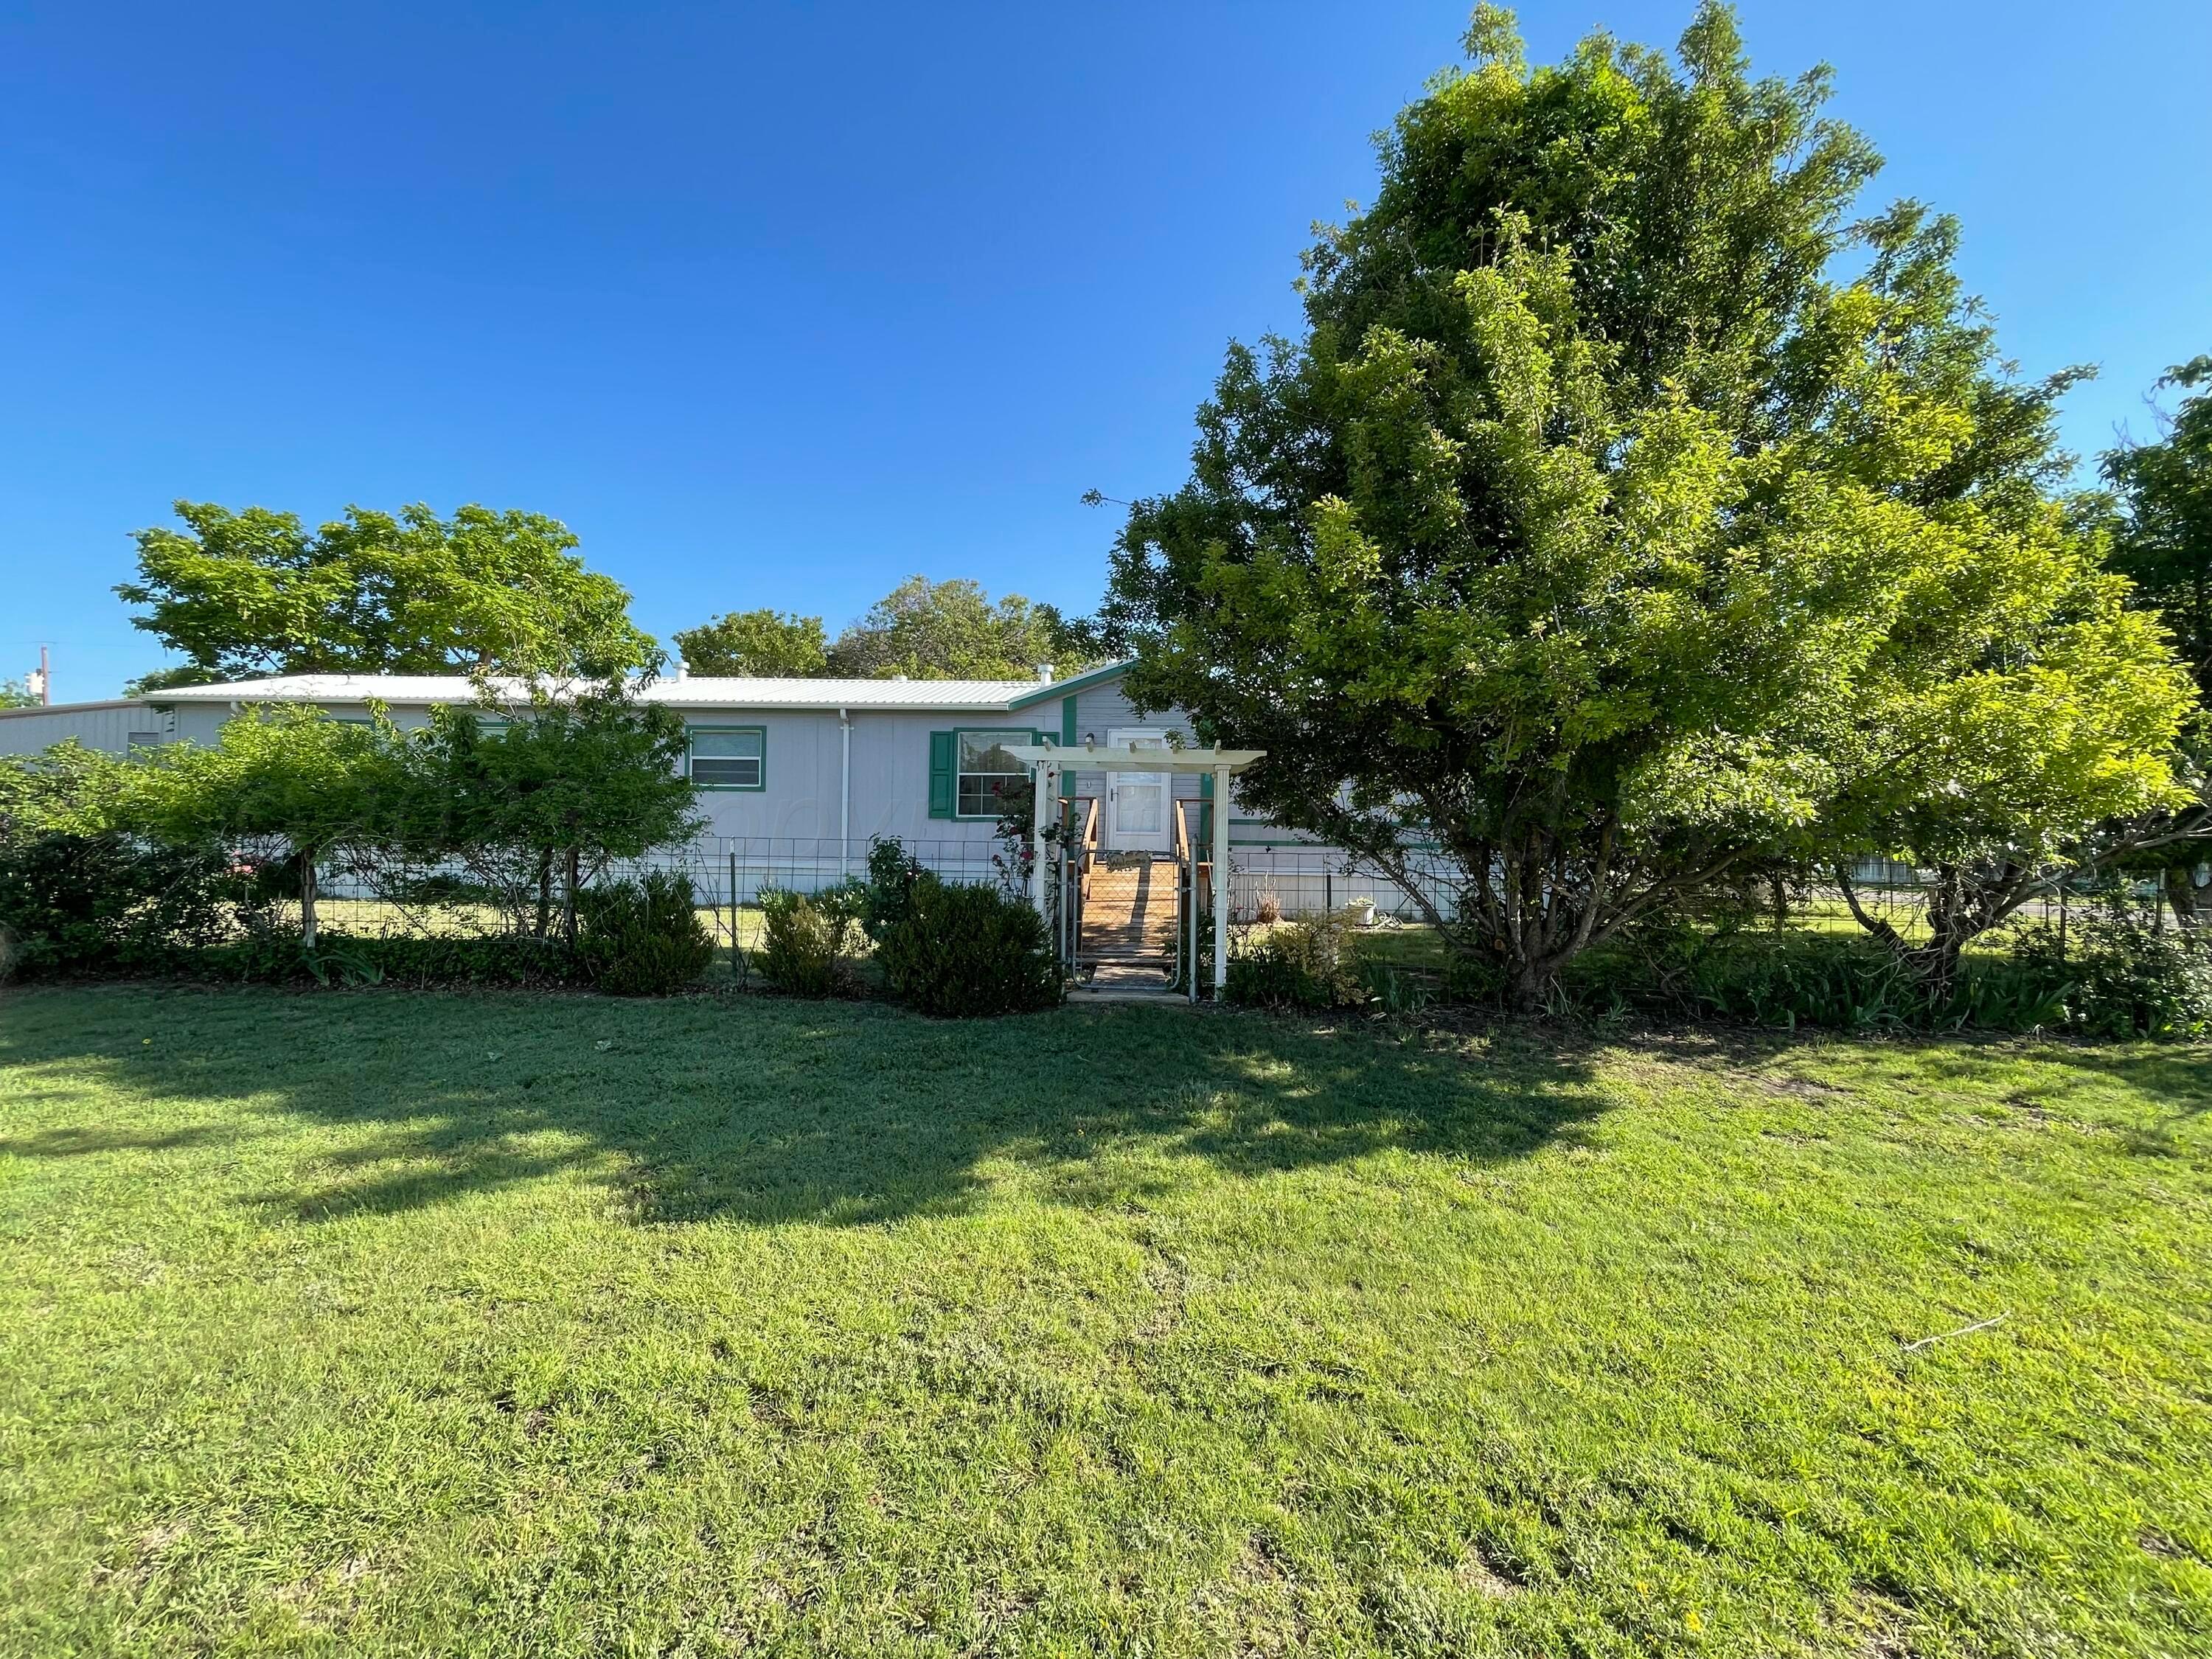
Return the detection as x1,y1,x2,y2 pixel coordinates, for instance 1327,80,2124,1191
0,703,173,757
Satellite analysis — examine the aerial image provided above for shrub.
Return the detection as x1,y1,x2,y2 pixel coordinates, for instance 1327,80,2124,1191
858,836,926,944
575,870,715,995
1225,910,1365,1009
0,831,235,978
757,888,852,997
2015,915,2212,1037
877,874,1062,1017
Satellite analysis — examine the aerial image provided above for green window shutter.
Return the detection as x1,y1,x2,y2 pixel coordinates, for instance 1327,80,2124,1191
1060,695,1078,748
1199,771,1215,849
928,731,956,818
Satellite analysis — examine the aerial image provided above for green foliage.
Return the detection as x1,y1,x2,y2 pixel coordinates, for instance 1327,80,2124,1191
0,741,137,838
857,835,927,945
0,832,237,978
2014,915,2212,1039
2102,356,2212,697
0,678,38,709
1357,956,1435,1017
672,580,1106,683
1106,3,2193,1008
197,928,585,988
1225,911,1366,1010
672,609,830,677
756,889,853,998
877,874,1062,1016
398,688,703,942
116,500,661,687
825,576,1094,681
130,705,402,947
574,871,716,996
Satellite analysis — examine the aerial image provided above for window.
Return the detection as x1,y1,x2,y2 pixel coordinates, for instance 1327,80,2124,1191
688,726,765,790
956,728,1033,818
126,731,167,751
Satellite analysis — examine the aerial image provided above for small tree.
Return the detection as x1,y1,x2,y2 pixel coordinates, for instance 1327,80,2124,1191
400,684,703,942
135,707,401,948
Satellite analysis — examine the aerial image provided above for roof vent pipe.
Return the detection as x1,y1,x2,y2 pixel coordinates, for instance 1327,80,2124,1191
673,659,689,683
1034,664,1054,683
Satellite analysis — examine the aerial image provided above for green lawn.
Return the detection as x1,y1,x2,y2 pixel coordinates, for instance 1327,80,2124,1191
1,986,2207,1657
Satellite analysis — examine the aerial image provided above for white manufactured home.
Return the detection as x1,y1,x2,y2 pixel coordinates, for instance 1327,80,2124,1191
0,661,1222,859
3,662,1439,990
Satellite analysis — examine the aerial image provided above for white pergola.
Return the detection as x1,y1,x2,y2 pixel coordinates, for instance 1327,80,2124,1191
1004,741,1265,994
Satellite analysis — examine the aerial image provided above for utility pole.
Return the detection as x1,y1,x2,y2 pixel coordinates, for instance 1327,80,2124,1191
39,644,49,705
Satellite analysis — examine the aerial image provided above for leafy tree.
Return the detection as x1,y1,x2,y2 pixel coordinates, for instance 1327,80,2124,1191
118,501,661,689
2087,357,2212,923
397,686,702,943
672,608,830,676
826,576,1095,680
0,678,38,709
133,706,401,949
1104,3,2194,1004
2102,358,2212,695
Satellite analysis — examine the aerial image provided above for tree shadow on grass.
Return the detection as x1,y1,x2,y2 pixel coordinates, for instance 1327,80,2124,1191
0,987,1613,1229
0,1123,232,1159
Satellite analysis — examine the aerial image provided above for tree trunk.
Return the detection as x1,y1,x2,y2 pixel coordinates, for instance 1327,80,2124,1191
563,847,581,947
534,851,554,939
300,845,319,950
2166,866,2201,933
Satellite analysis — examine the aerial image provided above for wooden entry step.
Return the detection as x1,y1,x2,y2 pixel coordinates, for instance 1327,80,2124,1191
1079,858,1179,965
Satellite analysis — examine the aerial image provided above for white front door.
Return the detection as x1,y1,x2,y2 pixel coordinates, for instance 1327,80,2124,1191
1107,728,1172,853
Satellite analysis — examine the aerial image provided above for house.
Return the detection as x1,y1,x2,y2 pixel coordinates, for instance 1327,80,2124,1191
0,664,1430,983
0,661,1220,861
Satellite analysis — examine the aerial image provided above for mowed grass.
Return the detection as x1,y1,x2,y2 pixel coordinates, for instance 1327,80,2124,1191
1,987,2207,1658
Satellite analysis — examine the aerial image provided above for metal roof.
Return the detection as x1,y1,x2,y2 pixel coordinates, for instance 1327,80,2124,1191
139,672,1111,713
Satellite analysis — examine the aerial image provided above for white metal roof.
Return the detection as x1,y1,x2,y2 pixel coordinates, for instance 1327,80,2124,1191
142,672,1077,713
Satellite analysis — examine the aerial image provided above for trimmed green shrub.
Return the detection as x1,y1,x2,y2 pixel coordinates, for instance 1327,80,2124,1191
757,888,851,997
0,831,235,978
575,870,715,995
877,874,1062,1017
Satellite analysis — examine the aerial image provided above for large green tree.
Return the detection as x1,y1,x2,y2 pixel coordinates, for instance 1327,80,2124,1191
2103,358,2212,697
672,609,830,677
1105,4,2193,1003
118,501,661,690
669,580,1102,681
823,577,1062,678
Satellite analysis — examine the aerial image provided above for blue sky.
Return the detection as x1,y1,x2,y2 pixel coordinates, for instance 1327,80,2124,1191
4,1,2205,700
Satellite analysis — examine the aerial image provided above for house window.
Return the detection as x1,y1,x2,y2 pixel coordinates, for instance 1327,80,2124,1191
688,726,765,790
956,728,1032,818
126,731,167,751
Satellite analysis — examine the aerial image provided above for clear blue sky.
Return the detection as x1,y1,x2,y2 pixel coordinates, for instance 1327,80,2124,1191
4,1,2206,699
